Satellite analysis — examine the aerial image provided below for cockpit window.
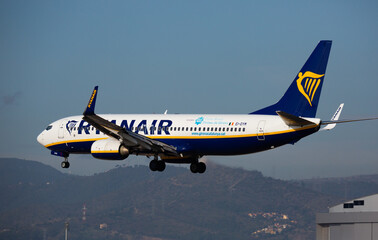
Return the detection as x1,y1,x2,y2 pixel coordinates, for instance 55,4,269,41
46,125,53,131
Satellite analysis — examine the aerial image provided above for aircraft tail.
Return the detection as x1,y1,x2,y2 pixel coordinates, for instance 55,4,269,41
251,40,332,118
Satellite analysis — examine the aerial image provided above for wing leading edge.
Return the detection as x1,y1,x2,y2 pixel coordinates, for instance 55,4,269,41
82,86,178,156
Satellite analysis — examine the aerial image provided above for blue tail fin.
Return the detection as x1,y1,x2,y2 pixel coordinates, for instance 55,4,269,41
251,40,332,118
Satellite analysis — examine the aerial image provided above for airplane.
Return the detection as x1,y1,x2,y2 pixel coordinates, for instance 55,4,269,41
37,40,378,173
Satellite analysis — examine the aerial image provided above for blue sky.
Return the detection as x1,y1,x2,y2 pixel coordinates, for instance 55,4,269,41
0,0,377,179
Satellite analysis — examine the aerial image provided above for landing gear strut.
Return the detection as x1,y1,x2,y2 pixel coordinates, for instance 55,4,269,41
190,161,206,174
149,156,166,172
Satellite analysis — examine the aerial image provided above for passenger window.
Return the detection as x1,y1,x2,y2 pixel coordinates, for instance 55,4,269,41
230,128,233,132
214,127,217,131
226,128,229,131
199,127,201,131
194,127,197,131
239,128,241,132
174,127,176,131
243,128,245,132
223,127,225,131
190,127,193,131
186,127,188,131
207,127,210,131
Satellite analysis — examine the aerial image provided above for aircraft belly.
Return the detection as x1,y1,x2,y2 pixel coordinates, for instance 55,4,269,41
47,141,94,154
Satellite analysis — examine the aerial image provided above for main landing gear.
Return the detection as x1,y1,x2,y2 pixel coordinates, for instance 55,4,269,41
149,157,166,172
190,161,206,174
149,156,206,174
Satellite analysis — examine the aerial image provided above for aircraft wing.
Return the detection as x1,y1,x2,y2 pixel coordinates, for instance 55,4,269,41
82,86,178,156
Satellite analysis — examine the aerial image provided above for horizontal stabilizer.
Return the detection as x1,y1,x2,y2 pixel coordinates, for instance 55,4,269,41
322,118,378,125
276,111,316,126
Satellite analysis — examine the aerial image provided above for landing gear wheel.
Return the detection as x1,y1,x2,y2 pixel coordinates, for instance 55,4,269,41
190,162,199,173
190,162,206,174
149,160,166,172
157,161,166,172
197,162,206,174
149,160,158,171
61,161,70,169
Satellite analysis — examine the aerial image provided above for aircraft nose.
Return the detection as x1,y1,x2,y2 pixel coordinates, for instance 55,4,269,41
37,132,45,146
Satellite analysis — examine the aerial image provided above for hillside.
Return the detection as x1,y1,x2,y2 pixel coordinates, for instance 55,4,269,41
292,174,378,201
0,158,376,240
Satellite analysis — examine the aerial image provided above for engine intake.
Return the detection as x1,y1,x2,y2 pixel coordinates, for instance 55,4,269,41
91,138,129,160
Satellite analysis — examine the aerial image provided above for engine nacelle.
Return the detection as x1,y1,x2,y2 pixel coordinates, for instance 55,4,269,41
91,138,129,160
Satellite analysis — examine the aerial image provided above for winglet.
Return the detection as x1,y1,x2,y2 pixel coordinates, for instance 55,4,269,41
83,86,98,115
321,103,344,131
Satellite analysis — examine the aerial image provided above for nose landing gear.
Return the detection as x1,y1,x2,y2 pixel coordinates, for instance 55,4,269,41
61,160,70,168
61,156,70,169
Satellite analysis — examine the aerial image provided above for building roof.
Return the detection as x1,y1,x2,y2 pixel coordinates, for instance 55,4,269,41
329,193,378,213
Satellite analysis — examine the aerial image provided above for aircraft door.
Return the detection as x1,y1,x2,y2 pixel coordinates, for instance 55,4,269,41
257,120,266,141
58,121,65,139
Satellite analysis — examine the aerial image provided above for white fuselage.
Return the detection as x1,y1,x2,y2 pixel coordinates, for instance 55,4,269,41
38,114,320,158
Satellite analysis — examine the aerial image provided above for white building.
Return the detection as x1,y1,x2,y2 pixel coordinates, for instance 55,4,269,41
316,194,378,240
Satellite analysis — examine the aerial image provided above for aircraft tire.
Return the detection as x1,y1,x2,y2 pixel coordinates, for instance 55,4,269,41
190,163,198,173
61,161,70,169
198,162,206,174
149,160,158,171
157,161,166,172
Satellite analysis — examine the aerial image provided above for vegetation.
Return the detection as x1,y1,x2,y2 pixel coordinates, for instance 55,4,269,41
0,158,376,240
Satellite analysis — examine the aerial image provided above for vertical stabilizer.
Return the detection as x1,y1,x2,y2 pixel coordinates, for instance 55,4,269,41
251,40,332,117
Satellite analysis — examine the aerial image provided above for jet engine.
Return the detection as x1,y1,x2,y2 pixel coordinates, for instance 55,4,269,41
91,138,129,160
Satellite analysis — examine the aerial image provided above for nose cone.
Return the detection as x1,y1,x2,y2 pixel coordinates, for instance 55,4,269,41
37,132,45,146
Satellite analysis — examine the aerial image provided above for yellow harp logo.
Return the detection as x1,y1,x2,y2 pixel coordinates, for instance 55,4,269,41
296,71,324,106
